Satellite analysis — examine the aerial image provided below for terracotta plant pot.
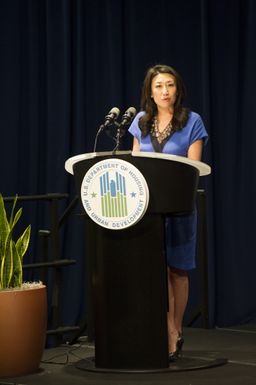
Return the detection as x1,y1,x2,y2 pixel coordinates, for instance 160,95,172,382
0,284,47,378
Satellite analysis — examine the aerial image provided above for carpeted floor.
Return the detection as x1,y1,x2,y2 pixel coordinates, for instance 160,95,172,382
1,326,256,385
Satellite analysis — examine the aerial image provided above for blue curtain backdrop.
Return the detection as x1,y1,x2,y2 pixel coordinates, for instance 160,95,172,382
1,0,256,330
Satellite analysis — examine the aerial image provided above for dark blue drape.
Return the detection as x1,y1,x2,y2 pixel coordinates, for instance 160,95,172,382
1,0,256,329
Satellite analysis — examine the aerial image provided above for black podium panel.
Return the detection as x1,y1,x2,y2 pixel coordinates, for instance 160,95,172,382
87,213,169,369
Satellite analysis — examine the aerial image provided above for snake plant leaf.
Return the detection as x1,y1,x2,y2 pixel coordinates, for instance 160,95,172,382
9,194,18,227
0,194,10,260
9,207,22,232
0,232,14,289
9,241,22,288
16,225,31,261
0,209,23,288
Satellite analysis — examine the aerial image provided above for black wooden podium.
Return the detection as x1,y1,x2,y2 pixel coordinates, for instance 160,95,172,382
65,151,211,372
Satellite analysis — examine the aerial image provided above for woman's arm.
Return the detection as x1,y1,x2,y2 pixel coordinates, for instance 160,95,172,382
187,139,203,161
132,137,141,151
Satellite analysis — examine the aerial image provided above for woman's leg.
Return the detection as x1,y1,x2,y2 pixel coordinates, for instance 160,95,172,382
167,266,189,353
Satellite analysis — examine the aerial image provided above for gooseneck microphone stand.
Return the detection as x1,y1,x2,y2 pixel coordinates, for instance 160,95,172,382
93,122,121,153
93,124,105,152
112,122,126,153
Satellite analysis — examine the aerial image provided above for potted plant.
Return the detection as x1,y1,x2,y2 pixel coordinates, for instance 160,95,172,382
0,193,47,378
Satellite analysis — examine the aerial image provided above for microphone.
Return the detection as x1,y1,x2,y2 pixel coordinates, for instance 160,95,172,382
112,107,137,152
93,107,120,152
119,107,137,127
102,107,120,127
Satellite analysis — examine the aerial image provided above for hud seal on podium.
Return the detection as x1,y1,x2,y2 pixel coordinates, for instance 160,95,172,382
80,158,149,230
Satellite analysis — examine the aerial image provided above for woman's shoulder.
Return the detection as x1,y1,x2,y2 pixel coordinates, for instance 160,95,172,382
128,110,145,136
186,111,206,130
186,110,208,140
130,110,145,124
131,110,145,126
187,110,203,122
136,110,145,119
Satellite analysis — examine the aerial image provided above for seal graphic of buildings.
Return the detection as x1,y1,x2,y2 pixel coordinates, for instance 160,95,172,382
100,171,128,217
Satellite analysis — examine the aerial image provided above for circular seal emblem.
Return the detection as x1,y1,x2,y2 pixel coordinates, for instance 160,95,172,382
81,158,149,230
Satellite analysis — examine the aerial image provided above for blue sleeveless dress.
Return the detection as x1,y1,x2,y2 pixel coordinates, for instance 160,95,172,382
128,111,208,270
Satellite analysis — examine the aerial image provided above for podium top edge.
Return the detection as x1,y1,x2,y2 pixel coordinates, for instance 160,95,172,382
133,151,211,176
64,151,211,176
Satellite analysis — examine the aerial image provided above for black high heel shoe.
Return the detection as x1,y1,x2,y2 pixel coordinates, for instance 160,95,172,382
169,332,184,362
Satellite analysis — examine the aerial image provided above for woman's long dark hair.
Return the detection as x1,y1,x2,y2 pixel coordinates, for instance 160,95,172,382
139,64,190,137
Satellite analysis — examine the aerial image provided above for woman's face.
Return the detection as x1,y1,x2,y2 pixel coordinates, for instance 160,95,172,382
151,73,177,110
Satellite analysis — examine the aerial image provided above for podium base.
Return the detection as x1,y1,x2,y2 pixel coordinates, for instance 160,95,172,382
75,355,228,373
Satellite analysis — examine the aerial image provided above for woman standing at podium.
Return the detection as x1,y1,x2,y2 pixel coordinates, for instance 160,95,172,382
128,64,208,361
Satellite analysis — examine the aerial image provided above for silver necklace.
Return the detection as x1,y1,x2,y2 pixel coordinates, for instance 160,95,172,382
151,117,173,144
